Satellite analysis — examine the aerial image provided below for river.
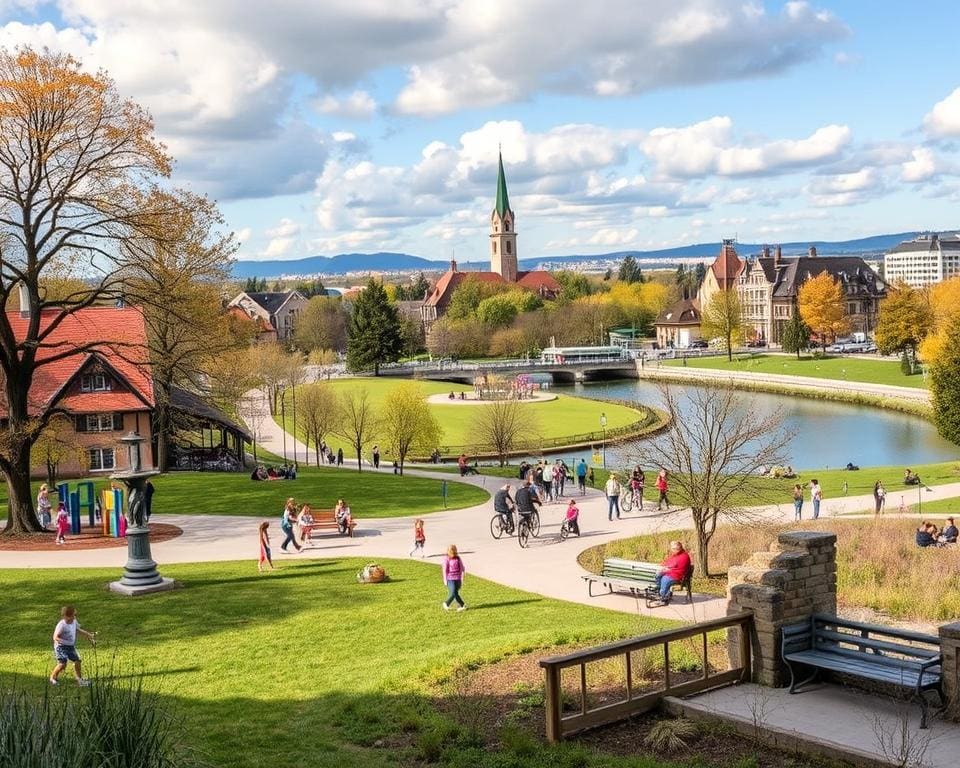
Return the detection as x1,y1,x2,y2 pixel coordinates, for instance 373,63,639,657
551,379,958,470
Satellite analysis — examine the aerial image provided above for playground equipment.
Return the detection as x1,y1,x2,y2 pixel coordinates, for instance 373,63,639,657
55,480,96,535
99,486,125,538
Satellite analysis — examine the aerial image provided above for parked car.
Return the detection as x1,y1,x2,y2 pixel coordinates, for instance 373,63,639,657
689,339,708,349
745,339,767,348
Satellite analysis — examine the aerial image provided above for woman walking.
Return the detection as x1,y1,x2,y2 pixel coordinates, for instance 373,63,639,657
37,484,52,529
441,544,466,612
873,480,886,515
279,498,301,553
656,469,670,511
792,484,804,521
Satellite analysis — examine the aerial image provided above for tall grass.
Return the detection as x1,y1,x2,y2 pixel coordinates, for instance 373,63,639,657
580,519,960,623
0,673,188,768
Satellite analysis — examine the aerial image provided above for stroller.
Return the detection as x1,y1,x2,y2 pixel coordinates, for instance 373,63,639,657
559,508,580,540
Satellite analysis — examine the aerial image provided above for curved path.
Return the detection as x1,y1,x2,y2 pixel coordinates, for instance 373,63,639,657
7,387,960,626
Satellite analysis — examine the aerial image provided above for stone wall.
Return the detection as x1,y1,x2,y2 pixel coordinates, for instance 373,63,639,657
726,531,837,687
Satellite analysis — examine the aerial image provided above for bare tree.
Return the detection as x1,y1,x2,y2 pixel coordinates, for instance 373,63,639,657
237,394,265,463
251,344,292,415
631,384,793,576
471,399,536,466
0,49,173,534
335,388,377,472
298,383,339,466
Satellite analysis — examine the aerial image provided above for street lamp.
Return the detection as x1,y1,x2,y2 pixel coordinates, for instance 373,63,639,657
281,394,287,461
291,379,297,468
600,412,607,469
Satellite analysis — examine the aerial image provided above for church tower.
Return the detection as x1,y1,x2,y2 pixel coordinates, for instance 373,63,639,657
490,151,518,282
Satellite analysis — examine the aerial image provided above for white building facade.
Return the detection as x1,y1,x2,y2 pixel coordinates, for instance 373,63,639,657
884,233,960,288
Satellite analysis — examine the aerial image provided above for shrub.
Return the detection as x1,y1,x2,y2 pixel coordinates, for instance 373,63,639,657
643,717,698,752
0,674,185,768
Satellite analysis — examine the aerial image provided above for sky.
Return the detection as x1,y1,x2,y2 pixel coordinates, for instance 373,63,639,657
3,1,960,264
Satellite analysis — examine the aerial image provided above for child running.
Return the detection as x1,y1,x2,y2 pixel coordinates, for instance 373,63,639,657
55,502,69,545
49,605,96,686
441,544,466,612
409,518,426,557
258,521,274,572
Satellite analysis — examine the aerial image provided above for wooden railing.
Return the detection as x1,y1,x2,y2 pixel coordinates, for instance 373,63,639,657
539,611,754,742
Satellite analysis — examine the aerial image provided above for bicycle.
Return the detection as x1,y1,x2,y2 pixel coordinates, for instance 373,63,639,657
516,510,541,548
559,518,580,541
489,512,515,539
619,488,642,513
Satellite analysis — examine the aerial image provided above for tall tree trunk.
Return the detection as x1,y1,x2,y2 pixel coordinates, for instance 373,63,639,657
696,522,710,578
356,448,363,472
3,443,42,534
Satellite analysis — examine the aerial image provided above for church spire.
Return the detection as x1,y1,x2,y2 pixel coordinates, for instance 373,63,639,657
494,151,511,217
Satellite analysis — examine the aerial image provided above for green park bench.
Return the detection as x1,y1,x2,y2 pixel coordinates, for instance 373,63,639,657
582,557,693,606
782,614,943,728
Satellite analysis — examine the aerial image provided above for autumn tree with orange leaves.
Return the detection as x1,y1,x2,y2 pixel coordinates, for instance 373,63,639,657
797,272,850,353
0,49,183,534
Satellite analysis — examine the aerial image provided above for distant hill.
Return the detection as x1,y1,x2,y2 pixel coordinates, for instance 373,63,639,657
231,232,924,277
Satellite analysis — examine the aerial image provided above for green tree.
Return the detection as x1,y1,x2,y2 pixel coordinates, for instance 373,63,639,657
395,272,430,301
700,290,744,361
294,296,348,352
875,282,932,357
296,278,326,298
446,279,504,320
475,294,518,327
618,255,645,284
554,271,593,303
335,387,377,472
380,383,441,474
346,279,402,374
506,289,543,314
798,272,850,353
298,383,340,466
399,315,425,357
780,312,811,359
930,320,960,444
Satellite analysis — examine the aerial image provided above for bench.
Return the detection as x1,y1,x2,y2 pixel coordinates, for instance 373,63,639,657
782,614,943,728
299,509,357,539
582,557,693,605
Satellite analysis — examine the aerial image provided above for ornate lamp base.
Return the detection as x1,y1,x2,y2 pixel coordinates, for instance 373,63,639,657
108,525,176,596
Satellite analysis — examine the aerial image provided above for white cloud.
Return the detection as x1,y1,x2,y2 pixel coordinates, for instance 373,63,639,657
266,218,301,239
642,117,850,178
315,90,377,119
806,167,882,206
925,87,960,138
901,148,937,183
588,228,639,246
235,227,252,243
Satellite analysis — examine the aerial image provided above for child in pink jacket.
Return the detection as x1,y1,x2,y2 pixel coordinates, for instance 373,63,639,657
441,544,466,612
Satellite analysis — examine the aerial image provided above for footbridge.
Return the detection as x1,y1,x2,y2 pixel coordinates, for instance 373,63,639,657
374,356,639,384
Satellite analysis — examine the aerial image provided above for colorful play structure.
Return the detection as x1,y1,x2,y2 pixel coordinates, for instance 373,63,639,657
55,481,126,537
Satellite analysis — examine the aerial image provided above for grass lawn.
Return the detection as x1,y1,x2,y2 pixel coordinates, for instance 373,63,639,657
4,466,489,520
579,519,960,623
663,353,927,389
0,559,680,768
279,378,645,456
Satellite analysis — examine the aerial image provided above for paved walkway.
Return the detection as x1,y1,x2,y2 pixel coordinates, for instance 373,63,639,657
672,683,958,767
637,363,931,402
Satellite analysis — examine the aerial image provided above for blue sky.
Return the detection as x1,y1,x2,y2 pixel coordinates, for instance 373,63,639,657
3,1,960,263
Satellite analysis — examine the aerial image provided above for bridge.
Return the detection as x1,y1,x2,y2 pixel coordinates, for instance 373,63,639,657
374,356,640,384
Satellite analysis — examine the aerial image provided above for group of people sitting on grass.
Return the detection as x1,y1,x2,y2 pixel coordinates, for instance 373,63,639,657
915,517,958,547
250,464,297,481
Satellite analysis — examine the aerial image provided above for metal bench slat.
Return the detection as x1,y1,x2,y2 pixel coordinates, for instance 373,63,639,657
811,641,939,672
814,629,940,659
786,650,941,688
813,614,940,645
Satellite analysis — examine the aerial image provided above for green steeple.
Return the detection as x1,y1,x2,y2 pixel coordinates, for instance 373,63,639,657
494,151,511,217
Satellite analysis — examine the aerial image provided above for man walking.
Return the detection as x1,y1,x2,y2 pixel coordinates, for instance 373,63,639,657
576,459,587,495
372,445,380,470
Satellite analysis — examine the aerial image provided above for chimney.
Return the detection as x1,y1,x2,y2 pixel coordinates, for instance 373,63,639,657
762,246,770,259
808,245,817,258
450,259,457,272
17,282,30,317
775,245,782,266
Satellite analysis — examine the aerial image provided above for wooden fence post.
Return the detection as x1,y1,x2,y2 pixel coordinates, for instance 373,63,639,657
543,663,562,742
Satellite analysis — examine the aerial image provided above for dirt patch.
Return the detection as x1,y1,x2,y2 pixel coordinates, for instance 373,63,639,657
0,522,181,551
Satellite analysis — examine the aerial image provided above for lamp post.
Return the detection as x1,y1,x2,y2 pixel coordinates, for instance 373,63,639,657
600,413,607,469
291,378,297,468
281,394,287,461
109,432,173,595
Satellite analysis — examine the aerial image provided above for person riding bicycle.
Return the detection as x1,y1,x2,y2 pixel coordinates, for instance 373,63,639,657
514,478,542,528
493,483,516,534
563,499,580,537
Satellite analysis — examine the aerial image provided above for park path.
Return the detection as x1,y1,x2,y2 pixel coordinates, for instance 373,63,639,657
6,387,959,625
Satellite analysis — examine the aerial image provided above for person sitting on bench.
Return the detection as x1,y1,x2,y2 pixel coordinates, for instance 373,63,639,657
652,541,691,605
905,468,921,486
335,499,352,535
940,517,959,544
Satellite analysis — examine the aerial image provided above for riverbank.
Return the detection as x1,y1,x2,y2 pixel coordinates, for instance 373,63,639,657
636,363,932,419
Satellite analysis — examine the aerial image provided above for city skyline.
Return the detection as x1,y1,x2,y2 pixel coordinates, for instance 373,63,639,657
3,1,960,262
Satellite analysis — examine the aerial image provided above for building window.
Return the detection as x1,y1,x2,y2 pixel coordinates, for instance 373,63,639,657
88,448,115,471
505,221,510,232
506,241,512,255
492,242,497,254
86,414,116,432
80,374,110,392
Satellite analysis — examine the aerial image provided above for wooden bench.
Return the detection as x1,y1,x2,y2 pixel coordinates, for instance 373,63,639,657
299,509,357,539
782,614,943,728
582,557,693,605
